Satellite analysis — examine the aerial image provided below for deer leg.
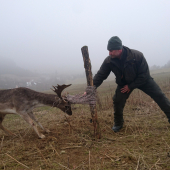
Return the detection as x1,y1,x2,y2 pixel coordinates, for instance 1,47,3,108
0,114,16,136
27,112,50,133
20,113,45,139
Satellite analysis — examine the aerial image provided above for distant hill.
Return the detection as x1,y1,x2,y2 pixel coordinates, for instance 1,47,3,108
0,57,67,90
0,57,38,77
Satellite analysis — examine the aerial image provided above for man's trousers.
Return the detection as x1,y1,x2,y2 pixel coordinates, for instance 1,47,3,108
112,78,170,125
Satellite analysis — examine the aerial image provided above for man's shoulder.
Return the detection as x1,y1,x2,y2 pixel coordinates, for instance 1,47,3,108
131,49,143,57
104,56,111,63
124,46,144,59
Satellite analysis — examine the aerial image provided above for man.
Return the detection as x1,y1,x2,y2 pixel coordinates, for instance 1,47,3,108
93,36,170,132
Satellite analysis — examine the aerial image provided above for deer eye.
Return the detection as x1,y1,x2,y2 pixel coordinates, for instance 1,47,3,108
65,106,70,109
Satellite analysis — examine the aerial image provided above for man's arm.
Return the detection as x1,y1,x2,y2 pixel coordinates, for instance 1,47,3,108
128,55,150,90
93,57,111,88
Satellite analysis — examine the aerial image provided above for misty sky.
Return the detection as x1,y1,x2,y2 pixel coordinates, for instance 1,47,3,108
0,0,170,75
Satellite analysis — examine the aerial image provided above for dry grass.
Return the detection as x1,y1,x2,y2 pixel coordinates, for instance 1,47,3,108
1,73,170,170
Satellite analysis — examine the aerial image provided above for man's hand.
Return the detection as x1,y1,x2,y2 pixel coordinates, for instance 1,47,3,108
120,85,130,93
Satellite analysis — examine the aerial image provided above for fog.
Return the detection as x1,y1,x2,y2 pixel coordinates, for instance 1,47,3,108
0,0,170,77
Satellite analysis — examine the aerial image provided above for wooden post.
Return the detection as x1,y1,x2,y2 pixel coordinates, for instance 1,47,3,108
81,46,101,139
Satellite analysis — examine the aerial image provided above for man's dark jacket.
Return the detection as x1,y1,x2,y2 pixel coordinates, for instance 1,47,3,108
93,46,151,90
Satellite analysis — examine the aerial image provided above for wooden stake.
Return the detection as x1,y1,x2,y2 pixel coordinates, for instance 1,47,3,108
81,46,101,139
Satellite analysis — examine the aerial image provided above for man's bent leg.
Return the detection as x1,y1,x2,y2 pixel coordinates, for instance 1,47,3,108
112,86,133,132
139,78,170,122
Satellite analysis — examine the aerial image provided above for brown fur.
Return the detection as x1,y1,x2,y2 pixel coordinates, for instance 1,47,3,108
0,87,72,138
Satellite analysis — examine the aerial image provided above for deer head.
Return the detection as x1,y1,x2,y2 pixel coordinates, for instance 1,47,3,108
51,84,72,115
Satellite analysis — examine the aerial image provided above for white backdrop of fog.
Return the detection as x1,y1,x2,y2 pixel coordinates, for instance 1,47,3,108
0,0,170,75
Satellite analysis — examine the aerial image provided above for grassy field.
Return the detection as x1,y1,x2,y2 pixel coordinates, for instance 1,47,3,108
0,71,170,170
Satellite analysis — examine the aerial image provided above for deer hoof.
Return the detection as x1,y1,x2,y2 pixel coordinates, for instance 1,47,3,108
45,129,50,133
39,134,45,139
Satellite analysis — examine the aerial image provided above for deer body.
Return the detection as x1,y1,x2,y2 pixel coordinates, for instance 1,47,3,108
0,86,72,138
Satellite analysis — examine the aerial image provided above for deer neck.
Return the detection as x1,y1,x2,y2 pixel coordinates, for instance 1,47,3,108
28,91,60,107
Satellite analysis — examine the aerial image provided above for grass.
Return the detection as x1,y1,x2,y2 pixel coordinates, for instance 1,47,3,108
0,71,170,169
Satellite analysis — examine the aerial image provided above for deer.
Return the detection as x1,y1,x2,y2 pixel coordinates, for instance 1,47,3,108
0,84,72,138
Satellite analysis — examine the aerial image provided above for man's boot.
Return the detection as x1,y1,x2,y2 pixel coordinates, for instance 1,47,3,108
112,124,123,132
112,112,124,132
112,120,124,132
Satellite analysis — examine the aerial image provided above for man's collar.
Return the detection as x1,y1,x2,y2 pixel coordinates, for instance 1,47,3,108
119,48,124,59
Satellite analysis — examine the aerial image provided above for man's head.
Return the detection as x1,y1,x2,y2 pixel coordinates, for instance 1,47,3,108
107,36,123,58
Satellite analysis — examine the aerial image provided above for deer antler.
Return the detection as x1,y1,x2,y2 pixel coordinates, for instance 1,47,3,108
51,84,71,100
